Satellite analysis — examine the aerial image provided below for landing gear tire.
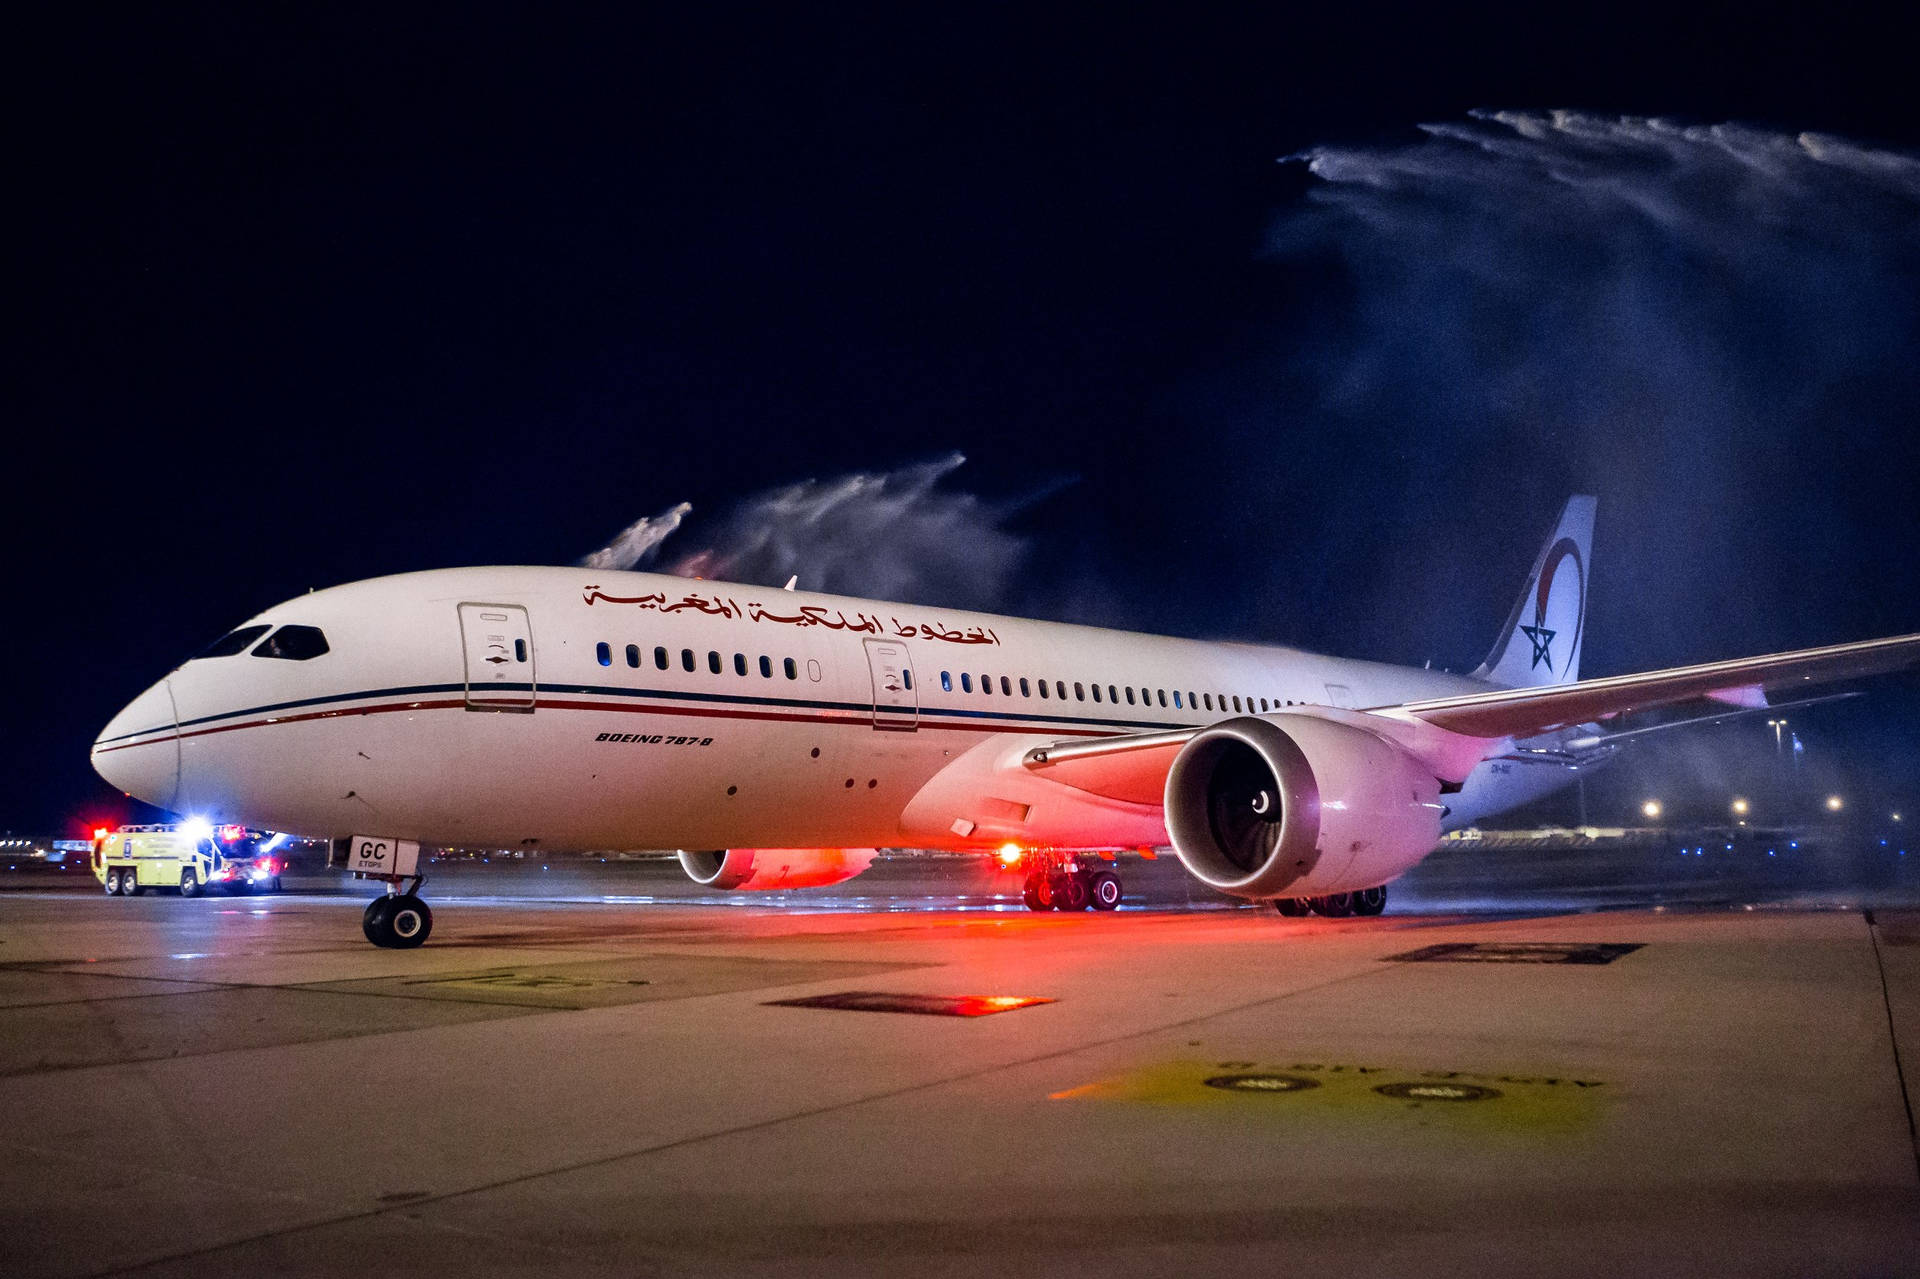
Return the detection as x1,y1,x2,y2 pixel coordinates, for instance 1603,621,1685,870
1352,886,1387,916
1310,892,1353,918
364,894,433,948
363,896,394,943
1273,897,1310,916
1055,874,1091,911
178,868,200,898
1089,872,1122,911
104,869,121,896
1022,873,1051,912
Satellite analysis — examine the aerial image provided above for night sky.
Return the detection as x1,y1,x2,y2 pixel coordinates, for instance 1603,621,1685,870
13,5,1920,834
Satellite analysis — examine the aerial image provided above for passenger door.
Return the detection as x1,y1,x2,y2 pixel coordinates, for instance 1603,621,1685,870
459,604,536,711
862,639,918,731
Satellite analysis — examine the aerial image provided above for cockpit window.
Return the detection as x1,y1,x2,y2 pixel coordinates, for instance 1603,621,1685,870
251,625,331,661
194,625,272,659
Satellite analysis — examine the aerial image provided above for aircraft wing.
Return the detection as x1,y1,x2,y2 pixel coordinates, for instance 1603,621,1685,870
1019,633,1920,802
1560,692,1860,752
1391,632,1920,738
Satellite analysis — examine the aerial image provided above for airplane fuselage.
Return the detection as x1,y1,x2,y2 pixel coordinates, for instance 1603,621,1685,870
92,567,1584,853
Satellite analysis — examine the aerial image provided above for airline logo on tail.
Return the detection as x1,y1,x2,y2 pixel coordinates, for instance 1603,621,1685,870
1521,538,1584,673
1474,496,1596,690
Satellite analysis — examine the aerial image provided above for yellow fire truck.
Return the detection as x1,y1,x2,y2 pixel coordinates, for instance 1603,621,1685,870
92,823,285,896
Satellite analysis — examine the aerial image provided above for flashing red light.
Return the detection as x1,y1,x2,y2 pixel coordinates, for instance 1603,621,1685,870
218,824,247,842
996,843,1023,867
92,827,109,841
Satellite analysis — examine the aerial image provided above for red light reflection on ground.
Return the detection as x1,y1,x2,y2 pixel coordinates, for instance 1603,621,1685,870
765,991,1054,1017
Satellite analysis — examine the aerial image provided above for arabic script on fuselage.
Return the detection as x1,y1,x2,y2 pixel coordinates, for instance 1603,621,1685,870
581,586,1000,646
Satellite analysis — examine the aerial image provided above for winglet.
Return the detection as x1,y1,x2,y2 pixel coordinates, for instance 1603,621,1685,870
1472,496,1597,689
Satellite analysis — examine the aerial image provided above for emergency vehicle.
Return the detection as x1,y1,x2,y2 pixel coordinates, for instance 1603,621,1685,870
92,823,285,896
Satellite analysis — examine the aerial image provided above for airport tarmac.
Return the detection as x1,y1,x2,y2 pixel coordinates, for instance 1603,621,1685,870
2,862,1917,1277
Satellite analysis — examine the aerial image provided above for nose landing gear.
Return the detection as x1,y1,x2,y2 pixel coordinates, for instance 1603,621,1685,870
1019,853,1123,912
332,836,436,948
363,876,433,948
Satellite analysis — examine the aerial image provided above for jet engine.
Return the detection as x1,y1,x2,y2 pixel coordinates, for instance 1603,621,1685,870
1162,715,1442,900
676,847,878,891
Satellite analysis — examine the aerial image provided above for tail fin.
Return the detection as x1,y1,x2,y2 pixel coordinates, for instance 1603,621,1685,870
1472,496,1596,688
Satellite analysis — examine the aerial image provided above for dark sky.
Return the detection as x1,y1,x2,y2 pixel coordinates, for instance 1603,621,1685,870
13,4,1920,833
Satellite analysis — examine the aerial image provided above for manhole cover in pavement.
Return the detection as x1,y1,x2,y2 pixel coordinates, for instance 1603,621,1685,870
1385,942,1642,965
766,991,1053,1017
1373,1081,1502,1102
1203,1073,1321,1094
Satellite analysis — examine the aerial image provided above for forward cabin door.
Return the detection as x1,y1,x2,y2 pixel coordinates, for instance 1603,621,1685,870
862,639,918,731
459,603,536,711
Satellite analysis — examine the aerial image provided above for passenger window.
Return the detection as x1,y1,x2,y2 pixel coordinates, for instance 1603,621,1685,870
981,673,993,696
655,646,669,671
1037,679,1048,699
1173,691,1183,708
1020,678,1030,697
1057,681,1067,699
783,657,797,680
681,649,696,672
708,651,722,675
760,655,773,678
962,673,973,692
1108,685,1118,704
625,644,640,668
1125,687,1135,705
251,625,330,661
1000,676,1011,695
1259,697,1268,712
735,653,748,676
904,669,914,690
1204,694,1214,710
517,639,529,663
1074,682,1085,701
194,624,271,659
1232,696,1242,712
1091,684,1102,703
1157,689,1167,707
596,642,612,667
941,671,952,692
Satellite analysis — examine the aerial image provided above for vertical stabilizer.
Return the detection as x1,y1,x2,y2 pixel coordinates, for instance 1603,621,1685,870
1472,496,1596,688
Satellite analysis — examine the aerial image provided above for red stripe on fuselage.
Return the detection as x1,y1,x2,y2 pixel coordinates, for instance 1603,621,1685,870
93,694,1128,752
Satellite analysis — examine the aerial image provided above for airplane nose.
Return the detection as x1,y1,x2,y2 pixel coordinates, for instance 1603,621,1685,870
91,678,181,812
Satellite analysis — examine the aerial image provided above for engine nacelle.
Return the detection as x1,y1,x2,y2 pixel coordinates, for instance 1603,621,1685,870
1163,715,1442,899
676,847,877,891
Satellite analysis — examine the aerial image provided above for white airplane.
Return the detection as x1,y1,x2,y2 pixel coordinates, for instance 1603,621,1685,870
92,497,1920,947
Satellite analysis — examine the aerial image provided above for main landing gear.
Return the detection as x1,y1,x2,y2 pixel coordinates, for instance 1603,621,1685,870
1021,853,1123,913
1273,885,1388,918
362,876,433,948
